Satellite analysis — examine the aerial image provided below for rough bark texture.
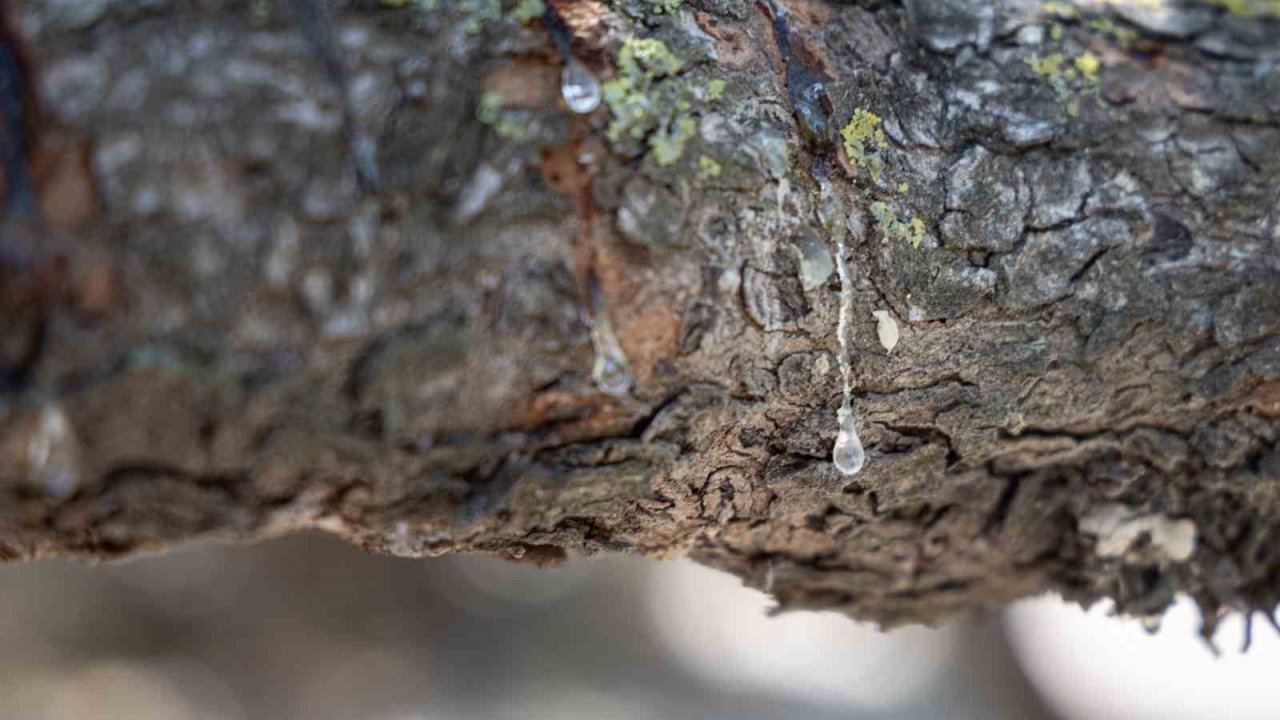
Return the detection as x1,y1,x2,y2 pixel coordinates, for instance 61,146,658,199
1,0,1279,635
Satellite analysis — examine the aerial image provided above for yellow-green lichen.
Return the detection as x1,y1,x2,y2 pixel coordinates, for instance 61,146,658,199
1087,18,1138,45
1207,0,1280,18
706,79,727,101
1041,1,1080,19
250,0,272,27
602,37,720,167
645,0,684,12
477,91,529,140
698,154,722,178
870,201,925,249
621,37,685,77
511,0,546,22
477,91,503,121
1027,2,1112,118
1074,52,1100,80
839,109,887,181
602,38,685,140
459,0,501,33
1042,0,1149,45
651,116,697,166
385,0,546,31
1026,49,1102,117
1026,51,1067,78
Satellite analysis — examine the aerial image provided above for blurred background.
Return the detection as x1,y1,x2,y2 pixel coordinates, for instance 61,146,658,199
0,533,1276,720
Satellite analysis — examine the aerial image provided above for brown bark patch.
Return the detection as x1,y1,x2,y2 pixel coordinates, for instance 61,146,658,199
618,303,680,389
483,61,558,109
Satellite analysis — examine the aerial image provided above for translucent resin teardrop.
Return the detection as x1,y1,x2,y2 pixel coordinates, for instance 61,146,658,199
791,229,833,291
561,58,601,114
27,403,81,497
833,403,865,476
591,323,632,396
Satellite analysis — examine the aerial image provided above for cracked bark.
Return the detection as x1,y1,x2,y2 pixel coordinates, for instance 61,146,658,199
1,0,1279,637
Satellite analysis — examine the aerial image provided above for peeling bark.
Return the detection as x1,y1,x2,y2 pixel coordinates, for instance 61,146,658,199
1,0,1279,636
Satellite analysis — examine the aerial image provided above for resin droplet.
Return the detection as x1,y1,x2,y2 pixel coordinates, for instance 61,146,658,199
561,58,601,114
591,323,632,396
27,404,82,498
586,271,631,396
791,228,833,291
833,402,865,476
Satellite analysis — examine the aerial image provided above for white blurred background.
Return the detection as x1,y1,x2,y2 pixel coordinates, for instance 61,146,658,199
0,533,1276,719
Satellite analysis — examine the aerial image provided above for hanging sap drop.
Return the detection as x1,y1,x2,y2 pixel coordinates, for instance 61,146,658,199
593,346,632,396
27,403,82,497
591,324,632,396
561,58,602,114
586,271,631,396
833,403,865,476
791,229,833,291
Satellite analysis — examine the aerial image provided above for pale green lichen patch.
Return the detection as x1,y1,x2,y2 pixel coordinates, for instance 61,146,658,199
619,37,685,77
1074,52,1100,80
602,37,721,167
870,201,926,249
645,0,684,13
1040,1,1080,19
1086,17,1138,46
602,38,685,142
839,109,887,181
697,154,722,178
1026,51,1068,79
382,0,545,32
614,0,682,15
250,0,272,26
1030,2,1147,117
1207,0,1280,18
477,91,530,140
1040,1,1146,46
1025,49,1102,117
458,0,501,33
650,116,697,165
706,79,727,101
511,0,546,22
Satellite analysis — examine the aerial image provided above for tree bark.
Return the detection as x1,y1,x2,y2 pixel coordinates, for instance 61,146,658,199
1,0,1278,635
